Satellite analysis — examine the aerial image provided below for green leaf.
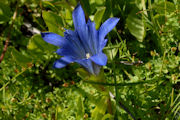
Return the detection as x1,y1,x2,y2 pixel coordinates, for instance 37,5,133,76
152,1,176,14
95,0,106,5
53,0,75,11
0,2,11,24
92,96,108,120
27,34,56,52
42,11,64,36
64,9,73,25
42,1,58,11
27,34,44,52
102,113,113,120
76,96,84,120
126,8,146,42
94,7,106,29
27,34,57,61
74,87,98,105
11,48,32,67
76,68,90,79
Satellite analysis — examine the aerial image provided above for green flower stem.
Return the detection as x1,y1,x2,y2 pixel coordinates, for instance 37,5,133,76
97,84,113,115
101,86,113,115
88,70,114,115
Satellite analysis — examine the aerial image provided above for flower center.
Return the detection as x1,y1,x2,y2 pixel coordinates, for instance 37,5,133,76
86,53,91,59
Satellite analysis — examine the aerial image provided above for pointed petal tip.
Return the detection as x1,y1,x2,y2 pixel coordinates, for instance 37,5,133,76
41,32,51,38
40,32,45,37
53,57,75,69
99,17,120,41
114,17,120,21
73,3,83,15
53,62,64,69
72,3,86,32
53,59,67,69
110,17,120,24
75,3,81,9
40,32,64,47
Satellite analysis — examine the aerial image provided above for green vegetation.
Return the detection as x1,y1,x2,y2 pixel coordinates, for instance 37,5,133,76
0,0,179,119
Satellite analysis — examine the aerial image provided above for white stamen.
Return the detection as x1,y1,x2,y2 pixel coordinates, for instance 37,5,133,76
86,53,91,59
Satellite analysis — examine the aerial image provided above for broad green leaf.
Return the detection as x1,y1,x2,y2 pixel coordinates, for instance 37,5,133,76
95,0,106,5
53,0,75,11
74,87,98,105
92,96,108,120
152,1,176,14
55,106,62,119
76,68,90,79
64,9,73,25
27,34,56,53
134,0,143,10
42,11,64,36
126,8,146,42
76,96,84,120
42,1,57,11
89,68,105,83
27,34,44,52
102,113,113,120
11,48,32,67
27,34,57,61
0,2,11,24
94,7,106,29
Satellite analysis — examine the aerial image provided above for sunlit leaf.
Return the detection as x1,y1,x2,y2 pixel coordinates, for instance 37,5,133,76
27,34,56,60
11,48,32,67
92,96,108,120
76,96,84,120
153,1,176,13
42,11,64,36
126,8,146,42
0,2,11,24
94,7,106,29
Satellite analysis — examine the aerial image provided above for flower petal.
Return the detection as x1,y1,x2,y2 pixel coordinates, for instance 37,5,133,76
53,57,74,68
55,30,86,59
99,18,119,45
90,52,107,66
56,47,80,59
87,19,98,54
64,30,86,57
72,4,86,33
72,4,92,54
100,39,108,51
76,59,94,74
41,32,64,47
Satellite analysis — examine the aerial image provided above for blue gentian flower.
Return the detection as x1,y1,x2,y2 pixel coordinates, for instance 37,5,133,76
41,4,119,75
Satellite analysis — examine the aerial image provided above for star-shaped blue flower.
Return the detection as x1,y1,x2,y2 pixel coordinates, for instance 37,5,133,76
41,4,119,75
